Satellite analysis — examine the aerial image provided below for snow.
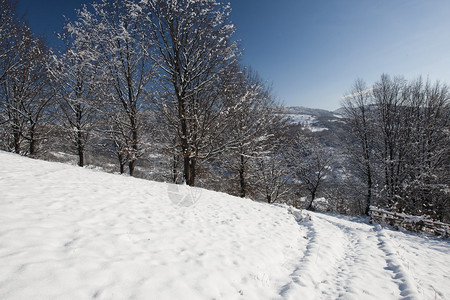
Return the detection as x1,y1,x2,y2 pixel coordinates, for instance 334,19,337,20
1,151,449,300
285,114,328,132
309,127,328,132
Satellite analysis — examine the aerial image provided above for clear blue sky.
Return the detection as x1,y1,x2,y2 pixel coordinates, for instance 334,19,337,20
18,0,450,110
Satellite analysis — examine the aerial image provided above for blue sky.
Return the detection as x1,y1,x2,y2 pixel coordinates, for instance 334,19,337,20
18,0,450,110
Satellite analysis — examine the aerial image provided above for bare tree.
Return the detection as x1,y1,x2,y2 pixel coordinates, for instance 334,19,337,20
0,0,24,149
0,23,53,156
146,0,239,186
218,66,283,197
49,17,100,167
0,0,21,85
288,135,332,210
371,75,408,208
65,0,155,175
342,79,377,215
400,78,449,220
343,74,449,221
254,151,291,204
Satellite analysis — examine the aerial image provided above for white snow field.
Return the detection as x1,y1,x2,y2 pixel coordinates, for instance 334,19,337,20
0,151,449,300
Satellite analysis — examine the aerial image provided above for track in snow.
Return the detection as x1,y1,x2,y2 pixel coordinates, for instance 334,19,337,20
280,212,448,300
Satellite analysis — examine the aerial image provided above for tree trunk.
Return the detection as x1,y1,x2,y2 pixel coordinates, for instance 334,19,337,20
364,168,372,215
184,156,196,186
128,122,138,176
239,154,246,198
29,124,36,157
363,126,372,215
118,152,125,174
29,139,36,156
75,103,84,167
76,130,84,167
78,147,84,167
306,191,316,210
172,154,178,183
129,158,136,177
12,121,20,153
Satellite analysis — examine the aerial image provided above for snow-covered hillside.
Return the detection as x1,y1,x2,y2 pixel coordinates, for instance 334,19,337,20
284,114,328,132
0,152,449,300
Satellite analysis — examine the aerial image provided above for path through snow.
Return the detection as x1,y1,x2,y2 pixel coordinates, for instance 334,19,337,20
281,212,449,300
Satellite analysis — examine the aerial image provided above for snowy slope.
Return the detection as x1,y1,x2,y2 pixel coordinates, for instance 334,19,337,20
0,151,449,300
285,114,328,132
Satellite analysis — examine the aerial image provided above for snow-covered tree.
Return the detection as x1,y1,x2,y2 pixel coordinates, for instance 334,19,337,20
0,0,19,84
253,149,291,204
218,66,284,197
49,16,101,167
397,78,449,220
0,0,24,150
146,0,239,186
0,22,53,156
342,79,377,215
65,0,156,175
288,135,332,210
343,74,450,221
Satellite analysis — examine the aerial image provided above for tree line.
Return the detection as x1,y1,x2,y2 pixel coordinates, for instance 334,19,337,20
0,0,294,200
343,75,449,222
1,0,448,222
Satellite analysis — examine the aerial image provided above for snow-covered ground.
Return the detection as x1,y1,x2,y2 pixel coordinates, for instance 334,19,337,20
285,114,328,132
0,151,449,300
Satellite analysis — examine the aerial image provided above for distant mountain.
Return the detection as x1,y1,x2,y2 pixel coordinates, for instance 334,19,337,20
333,107,347,115
281,106,348,148
283,106,344,118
